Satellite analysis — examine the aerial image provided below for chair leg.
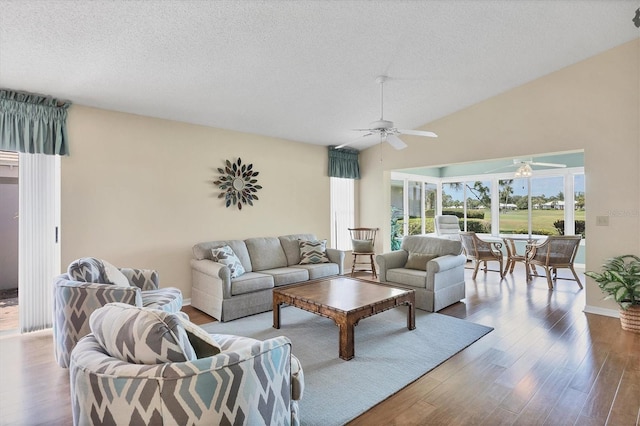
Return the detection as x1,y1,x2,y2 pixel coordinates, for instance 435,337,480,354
545,267,554,289
569,266,583,289
351,254,357,277
370,254,377,279
498,258,504,278
472,261,480,279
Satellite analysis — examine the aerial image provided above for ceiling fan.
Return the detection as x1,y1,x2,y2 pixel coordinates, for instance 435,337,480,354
335,75,437,150
489,159,566,176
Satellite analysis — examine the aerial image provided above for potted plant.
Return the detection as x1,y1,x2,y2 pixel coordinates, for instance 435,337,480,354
390,207,402,251
585,254,640,333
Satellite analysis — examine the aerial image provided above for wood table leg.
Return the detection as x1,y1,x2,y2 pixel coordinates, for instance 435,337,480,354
273,302,281,329
338,320,355,361
407,301,416,330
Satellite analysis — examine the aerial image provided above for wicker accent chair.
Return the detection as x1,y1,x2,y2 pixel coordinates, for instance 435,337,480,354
348,228,378,278
525,235,583,289
459,232,504,279
502,237,536,274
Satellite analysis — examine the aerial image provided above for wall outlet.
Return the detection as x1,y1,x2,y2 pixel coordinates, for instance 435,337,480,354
596,216,609,226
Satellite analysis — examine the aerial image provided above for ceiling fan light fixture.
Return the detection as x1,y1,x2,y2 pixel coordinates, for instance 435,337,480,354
515,163,533,177
370,119,394,130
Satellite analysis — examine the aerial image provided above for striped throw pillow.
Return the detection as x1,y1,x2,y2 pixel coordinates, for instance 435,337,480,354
299,239,330,264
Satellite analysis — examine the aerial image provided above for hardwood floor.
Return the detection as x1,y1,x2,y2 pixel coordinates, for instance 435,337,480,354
0,266,638,425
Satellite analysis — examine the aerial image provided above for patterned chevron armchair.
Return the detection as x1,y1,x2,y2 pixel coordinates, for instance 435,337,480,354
69,303,304,426
53,257,184,367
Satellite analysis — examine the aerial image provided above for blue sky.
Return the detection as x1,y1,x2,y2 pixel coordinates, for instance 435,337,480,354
445,175,585,201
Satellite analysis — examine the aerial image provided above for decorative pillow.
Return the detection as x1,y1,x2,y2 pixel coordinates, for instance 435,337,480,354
89,303,196,364
211,245,246,278
351,239,374,253
67,257,107,282
404,253,438,271
101,260,130,287
299,239,330,264
179,316,221,358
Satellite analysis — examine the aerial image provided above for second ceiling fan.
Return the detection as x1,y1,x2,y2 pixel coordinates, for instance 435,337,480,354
336,75,437,150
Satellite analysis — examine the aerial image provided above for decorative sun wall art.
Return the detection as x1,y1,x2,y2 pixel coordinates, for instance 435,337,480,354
214,158,262,209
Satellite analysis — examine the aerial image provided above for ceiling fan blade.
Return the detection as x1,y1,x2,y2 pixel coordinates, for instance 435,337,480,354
398,129,438,138
335,141,355,149
485,164,516,173
530,162,566,168
386,134,408,150
335,133,374,149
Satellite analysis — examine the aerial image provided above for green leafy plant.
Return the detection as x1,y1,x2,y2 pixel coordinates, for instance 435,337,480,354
390,207,402,251
585,255,640,310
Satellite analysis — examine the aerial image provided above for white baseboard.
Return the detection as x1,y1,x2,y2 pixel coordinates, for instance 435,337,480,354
182,298,191,306
583,305,619,318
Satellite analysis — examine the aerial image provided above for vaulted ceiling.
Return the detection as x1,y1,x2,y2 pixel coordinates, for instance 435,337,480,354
1,1,637,150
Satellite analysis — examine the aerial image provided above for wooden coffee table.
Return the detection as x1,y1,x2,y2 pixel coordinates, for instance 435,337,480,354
273,277,415,360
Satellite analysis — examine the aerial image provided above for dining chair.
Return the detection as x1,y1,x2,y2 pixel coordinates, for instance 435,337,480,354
348,227,378,279
459,231,504,279
502,237,542,274
525,235,583,289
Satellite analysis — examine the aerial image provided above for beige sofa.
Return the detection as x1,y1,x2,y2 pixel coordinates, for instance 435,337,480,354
191,234,345,321
376,235,466,312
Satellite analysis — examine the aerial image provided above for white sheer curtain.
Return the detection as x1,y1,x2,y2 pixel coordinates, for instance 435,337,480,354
18,152,60,333
330,177,355,250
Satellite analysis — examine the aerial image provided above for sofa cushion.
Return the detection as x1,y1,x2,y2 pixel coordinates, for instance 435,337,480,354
279,234,317,265
89,303,196,364
68,257,108,283
299,240,330,264
386,268,427,289
404,253,438,271
230,272,274,296
211,245,246,278
245,237,288,271
291,263,339,280
261,267,309,286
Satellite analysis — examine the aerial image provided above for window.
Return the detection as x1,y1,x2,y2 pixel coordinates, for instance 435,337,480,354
443,180,491,232
407,181,423,235
392,167,583,238
330,177,354,250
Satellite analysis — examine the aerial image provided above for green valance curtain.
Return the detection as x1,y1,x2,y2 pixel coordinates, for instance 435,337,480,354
328,146,360,179
0,89,71,155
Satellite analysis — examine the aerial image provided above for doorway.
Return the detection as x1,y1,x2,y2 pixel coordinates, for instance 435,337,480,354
0,151,19,333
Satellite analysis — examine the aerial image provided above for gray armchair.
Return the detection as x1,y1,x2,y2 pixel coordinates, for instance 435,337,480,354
376,235,467,312
53,257,183,367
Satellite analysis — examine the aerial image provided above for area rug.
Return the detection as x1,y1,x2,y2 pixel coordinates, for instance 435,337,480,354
201,306,493,426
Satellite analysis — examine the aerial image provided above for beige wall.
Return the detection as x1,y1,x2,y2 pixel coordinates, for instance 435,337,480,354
62,107,330,299
359,39,640,315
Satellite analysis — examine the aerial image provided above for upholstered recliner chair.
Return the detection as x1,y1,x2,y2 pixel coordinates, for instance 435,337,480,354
376,235,467,312
434,215,461,240
53,257,183,367
69,303,304,426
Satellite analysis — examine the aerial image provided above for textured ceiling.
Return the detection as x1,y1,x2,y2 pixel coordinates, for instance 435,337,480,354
0,1,638,150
